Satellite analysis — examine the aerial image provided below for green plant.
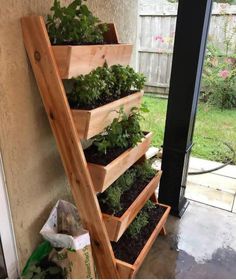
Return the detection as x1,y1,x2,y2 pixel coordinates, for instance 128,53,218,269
110,65,146,96
134,161,156,181
127,200,155,239
67,64,146,109
99,161,155,214
46,0,107,45
93,106,146,155
22,260,63,279
99,168,137,213
68,71,107,108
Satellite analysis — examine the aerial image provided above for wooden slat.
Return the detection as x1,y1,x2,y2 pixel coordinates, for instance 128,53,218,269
53,44,133,79
102,23,120,44
72,91,144,140
103,171,162,242
88,132,153,193
21,16,118,279
139,48,173,54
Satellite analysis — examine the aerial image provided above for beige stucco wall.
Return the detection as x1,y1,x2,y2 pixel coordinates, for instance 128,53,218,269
0,0,138,272
87,0,138,68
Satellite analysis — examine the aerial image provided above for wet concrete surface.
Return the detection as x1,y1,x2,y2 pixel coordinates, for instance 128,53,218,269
137,201,236,279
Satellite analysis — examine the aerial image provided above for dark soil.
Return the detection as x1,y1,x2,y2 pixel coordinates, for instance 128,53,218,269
52,40,113,46
85,132,147,166
112,204,167,264
84,145,129,166
70,90,136,110
99,174,156,217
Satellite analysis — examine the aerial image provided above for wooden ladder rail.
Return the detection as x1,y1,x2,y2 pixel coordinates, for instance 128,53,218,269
21,16,119,279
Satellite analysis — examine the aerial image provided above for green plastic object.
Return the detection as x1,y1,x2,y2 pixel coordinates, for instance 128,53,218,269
21,241,53,278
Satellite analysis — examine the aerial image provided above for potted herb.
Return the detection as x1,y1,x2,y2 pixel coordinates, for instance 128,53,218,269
113,200,171,279
98,161,162,241
47,0,133,78
84,107,152,192
66,64,146,139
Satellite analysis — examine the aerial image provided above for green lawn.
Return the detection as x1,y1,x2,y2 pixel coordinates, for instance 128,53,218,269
141,95,236,164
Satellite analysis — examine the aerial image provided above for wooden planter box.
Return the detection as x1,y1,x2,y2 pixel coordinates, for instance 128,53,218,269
72,91,144,140
52,23,133,79
88,132,152,193
103,171,162,242
116,203,171,279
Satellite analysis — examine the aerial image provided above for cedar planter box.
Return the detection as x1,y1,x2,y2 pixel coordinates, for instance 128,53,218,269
88,132,152,193
52,23,133,79
72,91,144,140
103,171,162,242
116,203,171,279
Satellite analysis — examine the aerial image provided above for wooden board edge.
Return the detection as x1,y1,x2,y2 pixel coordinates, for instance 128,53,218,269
105,171,161,242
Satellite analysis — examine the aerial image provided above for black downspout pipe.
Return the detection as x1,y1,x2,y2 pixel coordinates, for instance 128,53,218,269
158,0,213,217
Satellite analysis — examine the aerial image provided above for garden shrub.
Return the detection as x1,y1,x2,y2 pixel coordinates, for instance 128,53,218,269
202,45,236,109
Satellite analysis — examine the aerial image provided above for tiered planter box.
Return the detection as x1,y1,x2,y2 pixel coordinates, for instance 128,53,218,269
116,203,171,279
52,23,133,79
103,171,162,242
88,132,153,193
72,91,144,140
21,15,171,279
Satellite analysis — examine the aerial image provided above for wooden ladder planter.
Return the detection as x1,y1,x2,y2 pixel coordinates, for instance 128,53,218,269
52,23,133,79
103,170,162,242
87,132,152,193
116,203,171,279
72,91,144,140
21,15,171,279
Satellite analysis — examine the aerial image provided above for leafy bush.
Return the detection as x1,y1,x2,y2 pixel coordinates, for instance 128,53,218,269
93,106,145,155
47,0,107,45
127,200,155,239
202,45,236,109
67,64,146,109
99,162,155,214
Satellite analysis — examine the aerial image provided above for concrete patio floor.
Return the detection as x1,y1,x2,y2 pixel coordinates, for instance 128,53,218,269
137,201,236,279
152,155,236,212
186,157,236,213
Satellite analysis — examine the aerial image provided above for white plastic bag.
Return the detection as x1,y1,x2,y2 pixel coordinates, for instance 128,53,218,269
40,200,95,279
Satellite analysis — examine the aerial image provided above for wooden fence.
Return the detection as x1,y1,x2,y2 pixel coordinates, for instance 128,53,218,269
137,0,236,95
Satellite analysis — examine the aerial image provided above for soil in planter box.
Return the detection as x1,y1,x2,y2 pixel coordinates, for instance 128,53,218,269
84,145,128,166
111,204,166,264
99,173,156,217
85,132,148,166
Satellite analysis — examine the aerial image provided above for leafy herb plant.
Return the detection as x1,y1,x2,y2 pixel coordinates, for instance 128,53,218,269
127,200,155,239
67,64,146,109
98,161,156,215
47,0,107,45
93,106,145,155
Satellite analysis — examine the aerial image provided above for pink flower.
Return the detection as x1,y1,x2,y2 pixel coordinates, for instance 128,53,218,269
219,70,229,79
155,35,164,43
